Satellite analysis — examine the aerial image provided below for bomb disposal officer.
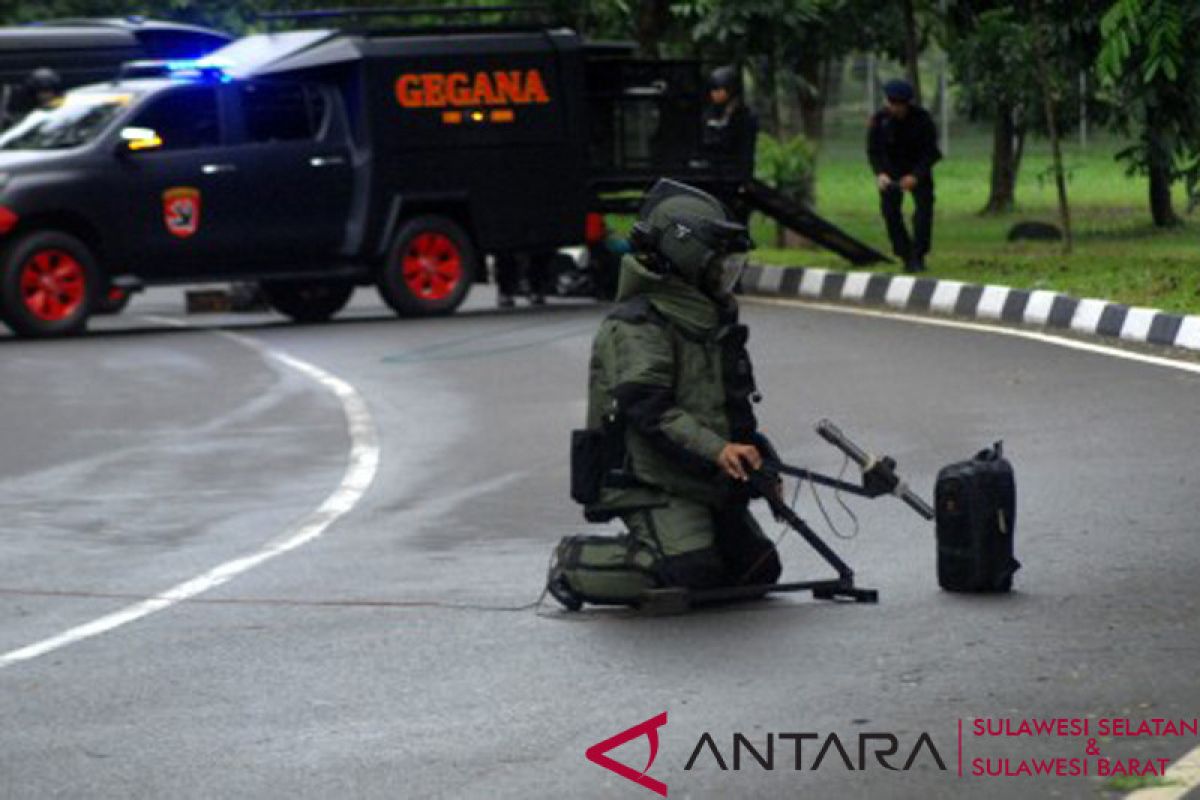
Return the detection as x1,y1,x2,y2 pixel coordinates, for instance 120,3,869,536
867,79,941,272
547,179,781,610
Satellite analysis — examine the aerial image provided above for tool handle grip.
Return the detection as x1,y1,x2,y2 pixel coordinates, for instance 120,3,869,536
817,419,935,521
898,486,935,521
815,419,871,467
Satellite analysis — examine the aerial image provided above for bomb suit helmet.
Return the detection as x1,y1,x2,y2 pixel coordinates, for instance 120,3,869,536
630,179,754,298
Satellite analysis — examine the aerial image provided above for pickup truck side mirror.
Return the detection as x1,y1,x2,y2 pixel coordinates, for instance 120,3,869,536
117,126,163,155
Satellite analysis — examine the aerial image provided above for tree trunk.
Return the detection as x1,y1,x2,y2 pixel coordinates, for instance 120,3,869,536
981,104,1017,215
796,54,825,141
1031,6,1071,252
824,57,844,109
1013,124,1027,178
761,42,783,138
1145,110,1179,227
633,0,672,58
901,0,923,105
1149,163,1178,227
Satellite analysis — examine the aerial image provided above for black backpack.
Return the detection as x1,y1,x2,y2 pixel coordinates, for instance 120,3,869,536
935,442,1020,592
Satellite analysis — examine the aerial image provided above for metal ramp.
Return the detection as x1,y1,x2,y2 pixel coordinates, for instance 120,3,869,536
741,178,891,266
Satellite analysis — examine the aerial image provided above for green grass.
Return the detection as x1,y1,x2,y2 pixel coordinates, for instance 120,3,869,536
750,132,1200,315
1102,774,1179,792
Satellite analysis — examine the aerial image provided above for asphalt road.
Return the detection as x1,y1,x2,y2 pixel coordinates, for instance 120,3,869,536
1,286,1197,800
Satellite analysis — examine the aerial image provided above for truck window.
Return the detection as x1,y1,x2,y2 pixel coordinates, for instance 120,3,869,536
131,87,219,150
239,82,325,143
0,91,136,151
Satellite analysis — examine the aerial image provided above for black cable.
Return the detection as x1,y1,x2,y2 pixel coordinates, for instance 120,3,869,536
807,454,860,540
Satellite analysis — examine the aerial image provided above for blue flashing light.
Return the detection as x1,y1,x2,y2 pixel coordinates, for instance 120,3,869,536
164,57,235,83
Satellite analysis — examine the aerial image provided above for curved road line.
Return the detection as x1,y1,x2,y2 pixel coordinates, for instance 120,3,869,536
0,323,380,669
749,297,1200,376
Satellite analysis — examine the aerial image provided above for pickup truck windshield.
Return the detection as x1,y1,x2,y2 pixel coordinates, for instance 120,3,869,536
0,91,137,151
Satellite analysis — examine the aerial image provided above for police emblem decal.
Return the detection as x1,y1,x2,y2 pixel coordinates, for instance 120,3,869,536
162,186,201,238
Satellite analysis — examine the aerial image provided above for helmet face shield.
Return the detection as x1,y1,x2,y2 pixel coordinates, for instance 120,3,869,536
691,216,753,255
634,178,754,296
706,252,750,298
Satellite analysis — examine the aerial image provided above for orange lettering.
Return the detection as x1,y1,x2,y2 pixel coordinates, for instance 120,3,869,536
472,71,498,106
421,73,446,107
395,74,423,107
397,69,552,110
524,69,550,104
446,72,472,106
494,71,522,104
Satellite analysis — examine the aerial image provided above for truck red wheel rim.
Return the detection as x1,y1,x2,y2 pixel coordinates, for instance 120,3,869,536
401,232,462,301
19,249,86,322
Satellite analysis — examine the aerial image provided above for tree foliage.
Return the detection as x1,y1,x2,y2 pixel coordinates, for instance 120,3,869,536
1097,0,1200,223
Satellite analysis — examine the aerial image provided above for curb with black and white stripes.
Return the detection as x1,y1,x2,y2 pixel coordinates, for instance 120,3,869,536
742,265,1200,352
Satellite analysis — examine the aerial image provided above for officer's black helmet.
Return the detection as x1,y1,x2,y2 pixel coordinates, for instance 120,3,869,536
883,78,914,103
708,65,741,95
26,68,62,93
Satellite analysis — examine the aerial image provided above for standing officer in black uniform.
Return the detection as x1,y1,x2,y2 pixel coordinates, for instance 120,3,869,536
702,65,757,223
867,79,941,272
494,250,552,307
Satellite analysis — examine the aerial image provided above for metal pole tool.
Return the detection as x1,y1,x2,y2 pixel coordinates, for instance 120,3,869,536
639,420,933,614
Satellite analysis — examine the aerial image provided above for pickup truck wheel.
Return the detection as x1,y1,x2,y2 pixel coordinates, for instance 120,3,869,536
378,215,475,316
0,231,96,337
262,280,354,323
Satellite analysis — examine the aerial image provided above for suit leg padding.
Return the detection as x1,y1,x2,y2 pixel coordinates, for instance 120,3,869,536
714,506,782,586
659,547,732,591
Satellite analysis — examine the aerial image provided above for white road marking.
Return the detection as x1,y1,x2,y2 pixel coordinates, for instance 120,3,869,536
841,271,871,301
884,275,916,308
799,268,828,298
1071,297,1109,333
749,296,1200,800
929,279,964,314
0,322,380,669
1023,290,1059,326
976,284,1010,320
1126,743,1200,800
1120,307,1158,342
1178,317,1200,350
748,297,1200,377
757,265,785,293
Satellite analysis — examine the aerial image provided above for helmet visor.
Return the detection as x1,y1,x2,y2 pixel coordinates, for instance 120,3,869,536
708,252,750,297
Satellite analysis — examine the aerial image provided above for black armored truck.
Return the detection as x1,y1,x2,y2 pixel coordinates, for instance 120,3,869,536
0,10,882,337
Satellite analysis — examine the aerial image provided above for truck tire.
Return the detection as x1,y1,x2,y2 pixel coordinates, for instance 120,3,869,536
262,279,354,323
0,231,97,338
377,215,475,316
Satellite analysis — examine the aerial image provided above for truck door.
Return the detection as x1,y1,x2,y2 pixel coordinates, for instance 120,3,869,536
113,85,246,275
223,80,353,270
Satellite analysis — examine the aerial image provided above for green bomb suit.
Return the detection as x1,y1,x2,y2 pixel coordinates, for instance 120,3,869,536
576,255,782,600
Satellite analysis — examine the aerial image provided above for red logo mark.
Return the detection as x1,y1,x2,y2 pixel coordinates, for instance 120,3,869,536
585,711,668,797
162,186,201,238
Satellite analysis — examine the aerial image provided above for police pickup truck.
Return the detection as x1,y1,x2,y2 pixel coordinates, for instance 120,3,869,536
0,22,597,336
